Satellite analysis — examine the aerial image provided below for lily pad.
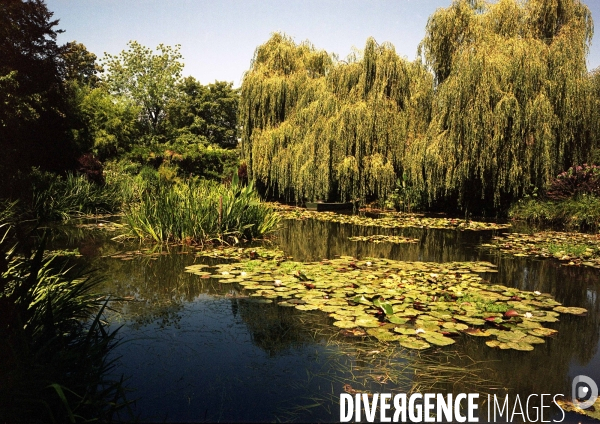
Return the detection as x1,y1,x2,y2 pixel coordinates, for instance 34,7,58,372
552,306,587,316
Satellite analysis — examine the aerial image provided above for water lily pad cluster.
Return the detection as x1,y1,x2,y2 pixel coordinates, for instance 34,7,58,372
556,397,600,421
482,231,600,269
186,247,586,351
348,235,419,244
274,207,510,231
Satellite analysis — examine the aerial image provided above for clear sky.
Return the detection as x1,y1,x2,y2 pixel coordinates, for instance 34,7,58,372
46,0,600,87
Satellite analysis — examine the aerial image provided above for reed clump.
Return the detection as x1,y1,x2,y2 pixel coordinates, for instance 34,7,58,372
31,171,120,221
0,206,130,423
123,175,279,243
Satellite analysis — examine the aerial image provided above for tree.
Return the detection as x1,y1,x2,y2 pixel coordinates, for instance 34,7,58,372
0,0,77,196
60,41,103,87
166,77,239,147
239,33,432,203
102,41,184,135
407,0,596,212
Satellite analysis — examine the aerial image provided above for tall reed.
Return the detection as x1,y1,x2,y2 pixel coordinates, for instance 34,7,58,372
0,210,130,422
31,172,120,221
124,175,279,243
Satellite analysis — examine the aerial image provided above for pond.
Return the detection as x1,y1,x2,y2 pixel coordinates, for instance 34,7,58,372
48,215,600,422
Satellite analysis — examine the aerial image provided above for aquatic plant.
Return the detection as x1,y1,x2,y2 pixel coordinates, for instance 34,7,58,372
348,234,419,244
31,171,120,221
190,247,587,352
481,231,600,269
0,220,129,422
123,175,279,243
273,206,510,231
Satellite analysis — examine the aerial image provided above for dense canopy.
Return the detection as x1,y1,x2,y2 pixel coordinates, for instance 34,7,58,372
240,0,600,213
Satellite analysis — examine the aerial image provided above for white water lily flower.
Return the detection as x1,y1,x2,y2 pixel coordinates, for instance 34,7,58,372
274,279,283,286
222,271,230,275
415,328,425,334
240,272,247,277
366,261,372,266
524,312,533,319
534,291,541,295
429,273,438,278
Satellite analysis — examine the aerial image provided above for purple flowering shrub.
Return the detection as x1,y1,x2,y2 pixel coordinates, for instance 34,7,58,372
546,164,600,200
77,154,105,185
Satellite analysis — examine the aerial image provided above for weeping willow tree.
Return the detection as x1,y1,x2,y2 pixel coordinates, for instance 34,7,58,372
240,33,433,203
405,0,598,212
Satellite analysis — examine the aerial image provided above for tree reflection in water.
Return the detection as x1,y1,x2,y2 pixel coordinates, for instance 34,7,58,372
44,216,600,421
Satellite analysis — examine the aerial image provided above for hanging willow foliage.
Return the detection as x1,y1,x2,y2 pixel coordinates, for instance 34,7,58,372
408,0,598,210
240,33,433,203
241,1,599,212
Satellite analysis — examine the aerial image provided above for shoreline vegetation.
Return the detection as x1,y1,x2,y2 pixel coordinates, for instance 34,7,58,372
3,0,600,421
0,206,130,423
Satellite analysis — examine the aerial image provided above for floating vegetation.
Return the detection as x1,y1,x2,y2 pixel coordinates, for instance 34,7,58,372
75,220,122,232
556,397,600,421
482,231,600,269
186,247,586,351
45,248,81,257
105,248,172,261
348,235,419,244
275,207,510,231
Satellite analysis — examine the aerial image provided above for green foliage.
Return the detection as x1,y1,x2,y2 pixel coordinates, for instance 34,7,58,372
509,195,600,231
546,243,589,257
458,293,509,313
408,0,597,211
120,139,240,182
60,41,103,87
384,174,424,212
167,77,239,147
0,220,129,423
123,176,280,243
30,170,120,221
102,41,184,134
240,33,432,204
0,0,80,195
72,85,142,160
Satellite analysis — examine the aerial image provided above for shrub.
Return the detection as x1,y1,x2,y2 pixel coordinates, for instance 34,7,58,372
509,195,600,232
546,164,600,200
77,153,105,185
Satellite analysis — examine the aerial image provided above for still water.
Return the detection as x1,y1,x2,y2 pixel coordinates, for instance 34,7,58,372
51,217,600,422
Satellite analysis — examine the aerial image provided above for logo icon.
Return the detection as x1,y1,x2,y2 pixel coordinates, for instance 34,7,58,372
572,375,598,409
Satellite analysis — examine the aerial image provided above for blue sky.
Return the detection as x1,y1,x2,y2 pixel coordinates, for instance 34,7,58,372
47,0,600,87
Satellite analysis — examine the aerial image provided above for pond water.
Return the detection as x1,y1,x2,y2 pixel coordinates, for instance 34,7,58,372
49,216,600,422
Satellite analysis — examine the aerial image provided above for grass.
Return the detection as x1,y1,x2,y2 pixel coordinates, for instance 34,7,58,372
0,207,130,422
509,195,600,232
123,175,280,244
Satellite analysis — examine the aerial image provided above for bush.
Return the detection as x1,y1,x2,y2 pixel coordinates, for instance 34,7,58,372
509,195,600,231
546,164,600,200
76,153,105,185
122,141,240,182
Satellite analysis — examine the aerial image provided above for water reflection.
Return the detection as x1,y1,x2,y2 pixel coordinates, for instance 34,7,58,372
48,217,600,422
